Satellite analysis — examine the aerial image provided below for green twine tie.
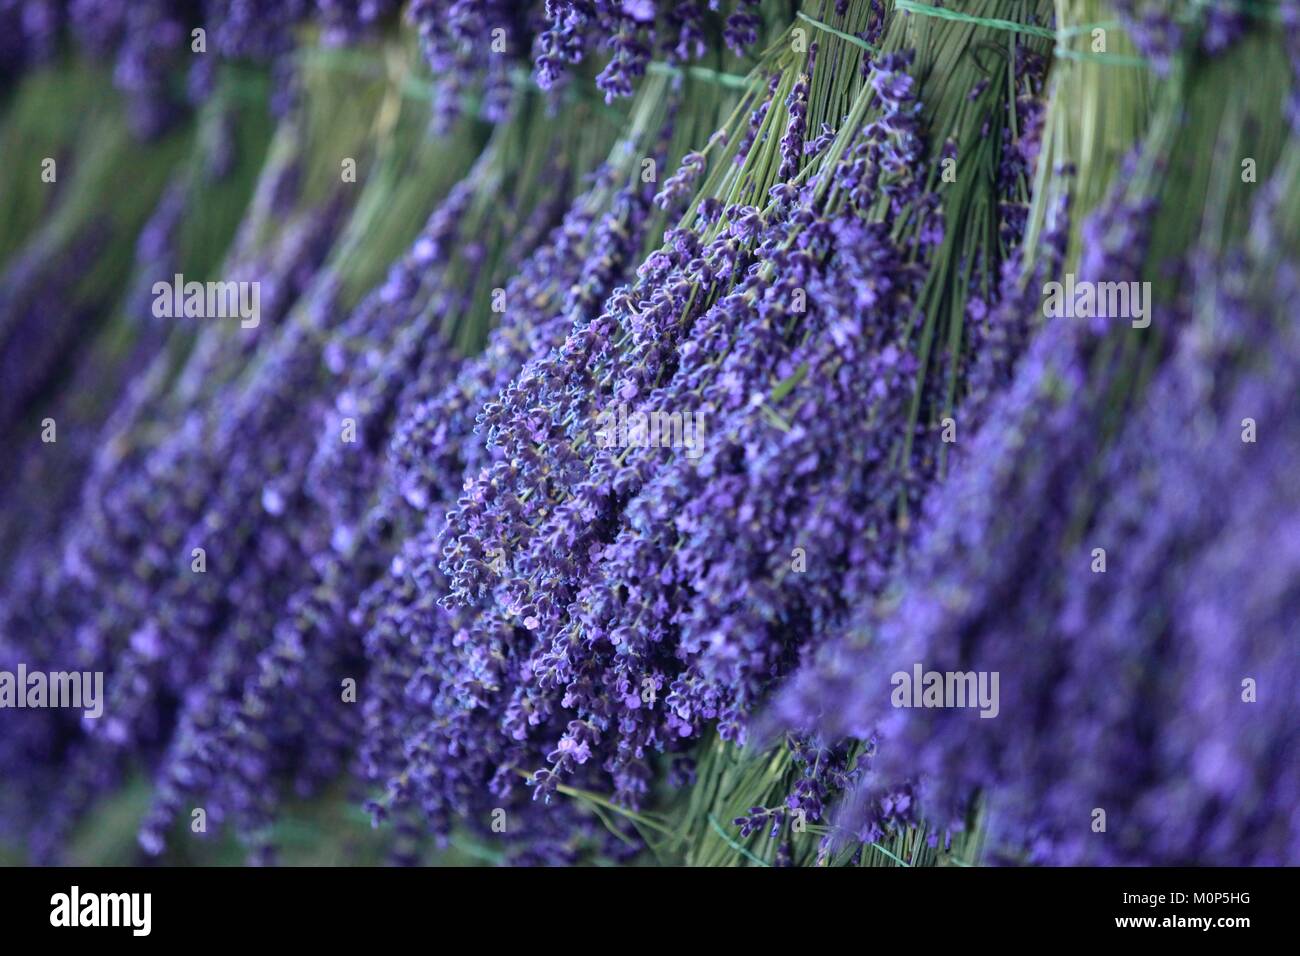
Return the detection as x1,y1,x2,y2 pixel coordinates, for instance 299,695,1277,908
894,0,1059,40
795,10,881,53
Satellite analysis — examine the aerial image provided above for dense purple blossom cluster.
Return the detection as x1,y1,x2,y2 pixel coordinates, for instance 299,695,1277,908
775,186,1300,864
770,22,1300,862
394,34,1051,846
1,195,352,858
355,97,713,860
532,0,763,96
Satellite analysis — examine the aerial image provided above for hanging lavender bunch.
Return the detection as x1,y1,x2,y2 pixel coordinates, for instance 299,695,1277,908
511,13,1042,830
419,13,1049,835
359,86,695,862
771,20,1299,862
132,86,628,859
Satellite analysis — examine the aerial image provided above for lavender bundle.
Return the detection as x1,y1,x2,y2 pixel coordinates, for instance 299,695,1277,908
772,2,1300,865
130,82,627,863
0,40,479,859
354,69,740,864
